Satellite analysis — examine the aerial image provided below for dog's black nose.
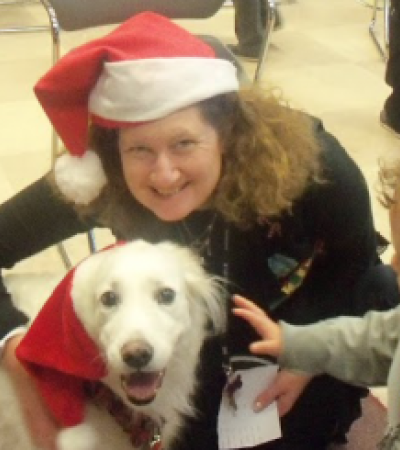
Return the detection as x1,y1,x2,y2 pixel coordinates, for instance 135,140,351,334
121,341,153,369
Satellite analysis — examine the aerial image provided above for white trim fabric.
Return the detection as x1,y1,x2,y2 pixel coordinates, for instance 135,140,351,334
89,58,238,122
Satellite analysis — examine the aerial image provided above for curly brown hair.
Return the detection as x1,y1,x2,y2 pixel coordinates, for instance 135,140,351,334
78,86,322,231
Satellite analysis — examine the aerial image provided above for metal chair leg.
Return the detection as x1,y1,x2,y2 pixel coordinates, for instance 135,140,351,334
37,0,75,268
369,0,390,61
87,230,97,254
254,0,276,83
1,0,74,269
384,0,390,49
45,0,61,165
42,0,98,261
56,243,73,269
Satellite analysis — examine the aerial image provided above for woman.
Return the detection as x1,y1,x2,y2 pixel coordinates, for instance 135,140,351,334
1,11,398,450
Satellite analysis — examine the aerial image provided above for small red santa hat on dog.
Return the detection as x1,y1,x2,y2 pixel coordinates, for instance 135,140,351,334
15,242,129,427
34,12,238,205
16,266,107,427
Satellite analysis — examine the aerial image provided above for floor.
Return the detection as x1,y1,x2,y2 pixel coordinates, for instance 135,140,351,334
0,0,394,405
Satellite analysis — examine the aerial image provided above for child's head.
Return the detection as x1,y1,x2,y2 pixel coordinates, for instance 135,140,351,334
379,161,400,278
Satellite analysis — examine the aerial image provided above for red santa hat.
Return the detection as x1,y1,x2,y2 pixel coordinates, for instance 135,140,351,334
16,264,107,427
34,12,238,205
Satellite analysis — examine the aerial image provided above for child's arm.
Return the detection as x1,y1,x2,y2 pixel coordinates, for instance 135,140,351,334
233,295,400,386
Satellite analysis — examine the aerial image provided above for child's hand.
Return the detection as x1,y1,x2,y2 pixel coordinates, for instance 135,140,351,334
232,295,283,357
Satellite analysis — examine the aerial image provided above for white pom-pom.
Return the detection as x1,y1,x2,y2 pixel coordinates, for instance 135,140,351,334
54,150,107,205
57,424,99,450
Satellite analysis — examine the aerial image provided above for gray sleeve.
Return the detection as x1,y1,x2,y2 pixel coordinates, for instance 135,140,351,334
278,306,400,386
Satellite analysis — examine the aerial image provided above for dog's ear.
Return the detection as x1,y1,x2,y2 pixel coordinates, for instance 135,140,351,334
172,245,226,335
69,249,111,339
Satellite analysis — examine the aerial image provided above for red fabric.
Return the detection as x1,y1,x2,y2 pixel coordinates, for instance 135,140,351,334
16,269,107,427
34,12,215,157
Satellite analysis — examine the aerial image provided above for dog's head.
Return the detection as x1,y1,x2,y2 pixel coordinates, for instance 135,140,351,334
71,240,225,406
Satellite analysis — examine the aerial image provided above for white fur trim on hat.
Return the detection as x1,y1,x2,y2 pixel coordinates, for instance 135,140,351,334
89,58,238,122
54,150,107,205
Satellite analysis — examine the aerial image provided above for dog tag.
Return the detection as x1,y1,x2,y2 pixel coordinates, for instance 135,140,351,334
150,434,162,450
223,373,243,410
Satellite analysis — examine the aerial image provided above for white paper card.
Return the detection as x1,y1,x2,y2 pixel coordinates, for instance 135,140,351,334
218,365,281,449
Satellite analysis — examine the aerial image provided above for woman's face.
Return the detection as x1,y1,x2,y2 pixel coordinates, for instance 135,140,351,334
119,105,224,222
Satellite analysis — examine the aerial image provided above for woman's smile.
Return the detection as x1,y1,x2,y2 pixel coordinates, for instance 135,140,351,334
151,183,188,198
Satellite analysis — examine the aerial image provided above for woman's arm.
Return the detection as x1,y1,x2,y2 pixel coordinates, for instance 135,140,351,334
0,175,94,269
0,175,95,337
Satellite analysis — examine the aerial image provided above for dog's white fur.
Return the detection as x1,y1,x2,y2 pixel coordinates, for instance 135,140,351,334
0,240,225,450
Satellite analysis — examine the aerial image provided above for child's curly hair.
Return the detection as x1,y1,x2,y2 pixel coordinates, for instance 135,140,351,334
378,160,400,208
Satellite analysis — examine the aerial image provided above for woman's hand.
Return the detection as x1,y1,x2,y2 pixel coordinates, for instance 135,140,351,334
232,295,283,357
2,334,60,450
253,369,312,417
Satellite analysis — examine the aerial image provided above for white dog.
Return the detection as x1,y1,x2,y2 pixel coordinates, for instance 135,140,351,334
0,240,225,450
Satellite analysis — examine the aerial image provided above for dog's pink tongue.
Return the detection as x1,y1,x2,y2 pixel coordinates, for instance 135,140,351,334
122,372,163,402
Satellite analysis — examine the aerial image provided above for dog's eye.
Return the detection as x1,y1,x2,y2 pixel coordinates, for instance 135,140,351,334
155,287,175,305
100,290,119,307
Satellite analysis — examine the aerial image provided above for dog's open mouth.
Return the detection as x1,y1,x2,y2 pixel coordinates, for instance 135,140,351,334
121,371,165,405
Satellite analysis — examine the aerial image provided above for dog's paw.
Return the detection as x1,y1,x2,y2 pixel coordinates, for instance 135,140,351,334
57,424,100,450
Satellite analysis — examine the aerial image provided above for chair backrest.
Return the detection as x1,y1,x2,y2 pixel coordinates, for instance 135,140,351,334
48,0,225,31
